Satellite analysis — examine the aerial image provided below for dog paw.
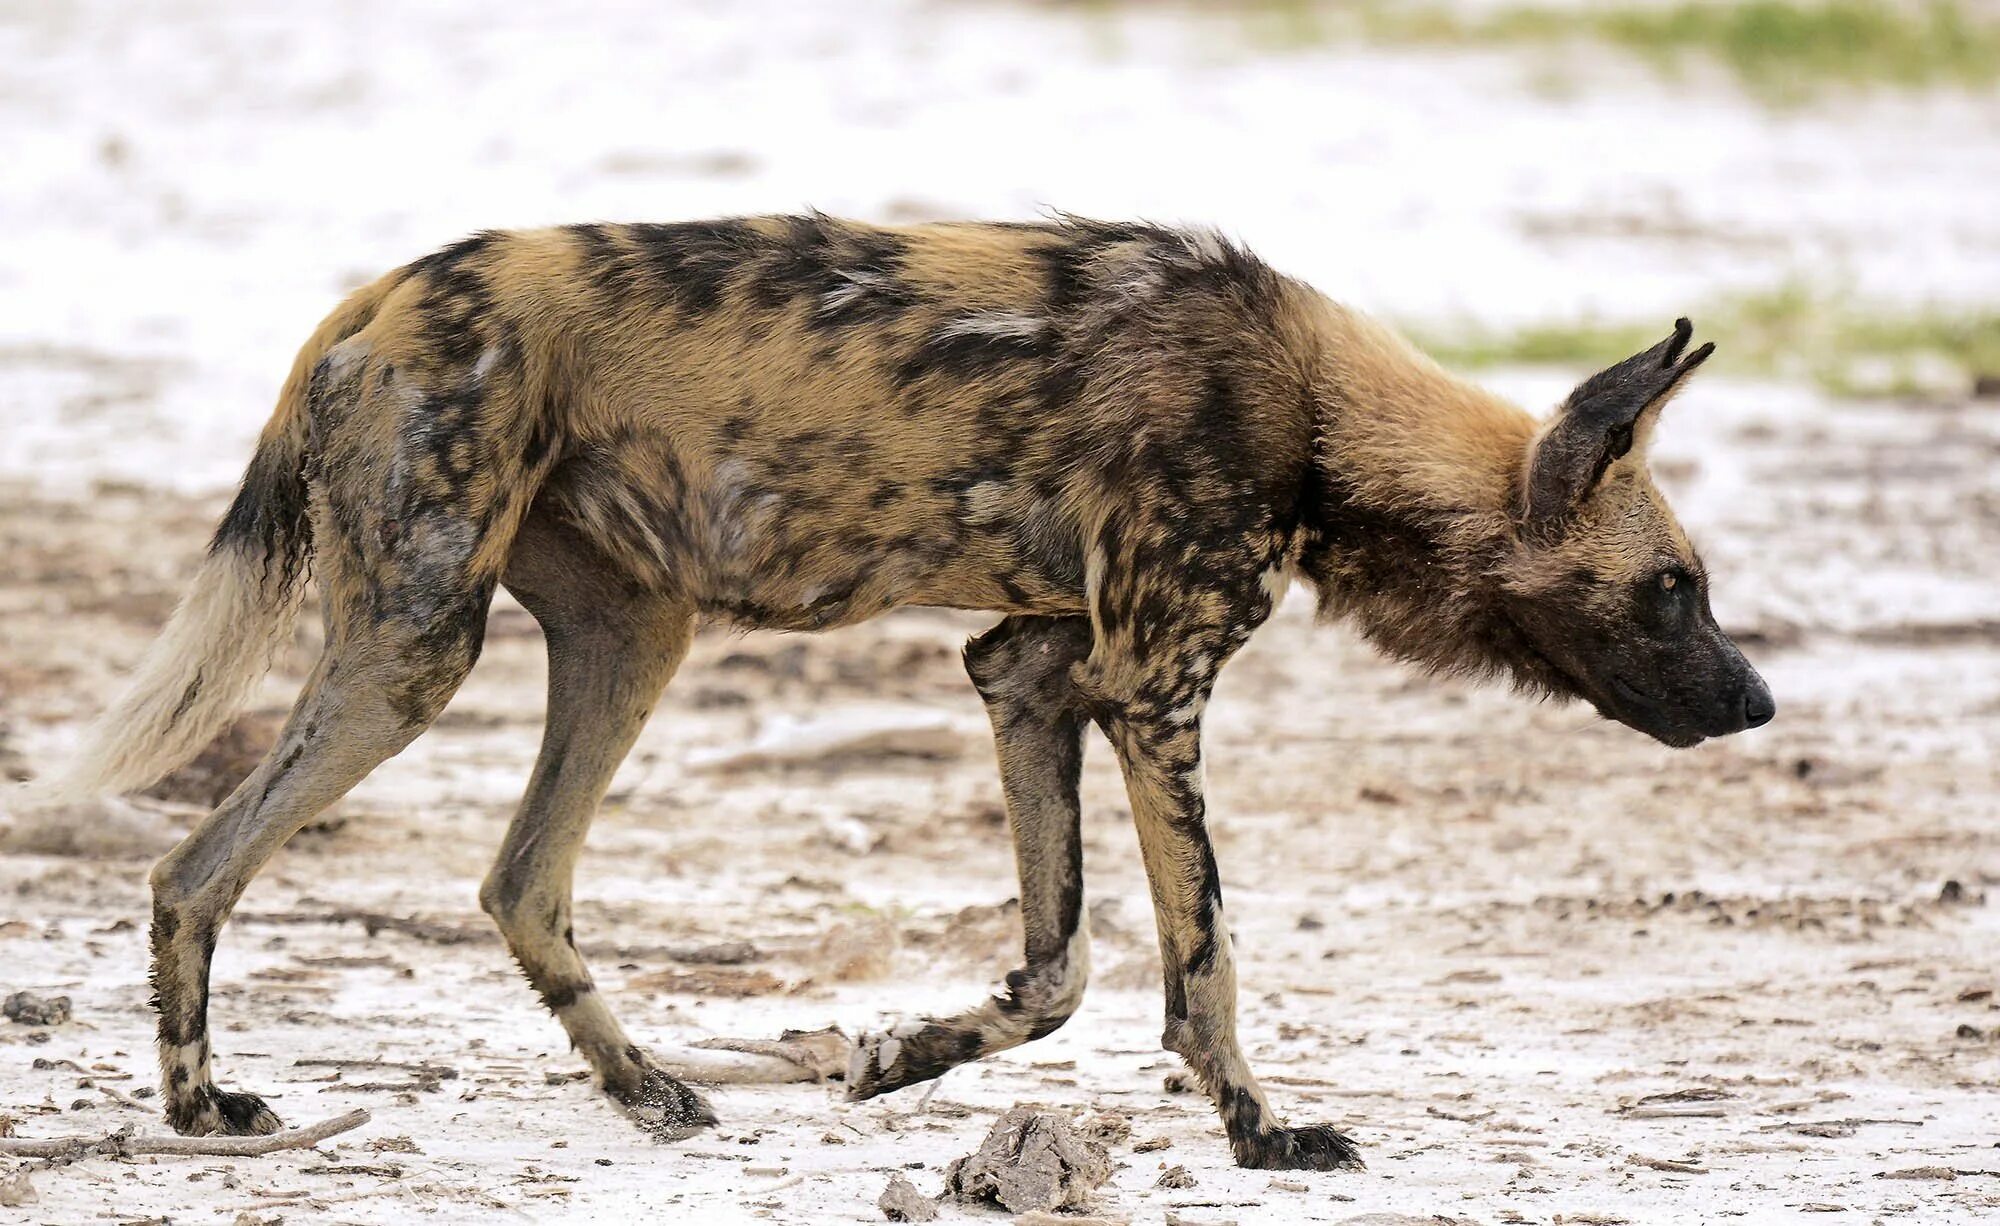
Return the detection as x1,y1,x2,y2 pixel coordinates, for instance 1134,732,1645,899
1232,1123,1365,1171
166,1087,283,1137
616,1065,717,1141
844,1019,937,1100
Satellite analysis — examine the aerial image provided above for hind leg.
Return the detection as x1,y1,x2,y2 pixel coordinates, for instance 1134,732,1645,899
847,614,1094,1098
150,594,487,1134
481,509,712,1138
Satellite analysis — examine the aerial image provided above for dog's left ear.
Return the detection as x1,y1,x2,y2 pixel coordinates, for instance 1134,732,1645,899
1521,317,1713,533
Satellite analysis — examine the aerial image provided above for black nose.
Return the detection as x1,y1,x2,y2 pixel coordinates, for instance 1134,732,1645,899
1742,682,1775,729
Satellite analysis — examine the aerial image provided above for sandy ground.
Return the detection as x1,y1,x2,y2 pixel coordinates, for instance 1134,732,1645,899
4,2,2000,1224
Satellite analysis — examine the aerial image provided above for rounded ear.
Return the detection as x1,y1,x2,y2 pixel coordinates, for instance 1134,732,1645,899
1521,318,1713,533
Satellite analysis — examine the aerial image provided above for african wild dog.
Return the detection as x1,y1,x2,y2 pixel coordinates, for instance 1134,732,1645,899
42,214,1772,1170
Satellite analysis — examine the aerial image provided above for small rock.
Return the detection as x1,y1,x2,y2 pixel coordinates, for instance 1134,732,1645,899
1077,1110,1131,1146
0,1166,37,1207
3,991,71,1027
878,1172,939,1222
1156,1164,1197,1189
945,1105,1112,1214
1876,1166,1956,1181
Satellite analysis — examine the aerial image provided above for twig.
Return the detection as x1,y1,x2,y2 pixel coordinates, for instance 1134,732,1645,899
1620,1105,1727,1119
680,1025,848,1084
1758,1117,1926,1135
1632,1154,1710,1174
236,908,757,964
0,1108,369,1159
294,1058,456,1077
96,1084,151,1114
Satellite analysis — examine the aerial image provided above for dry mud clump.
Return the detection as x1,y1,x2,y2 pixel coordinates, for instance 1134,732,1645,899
942,1106,1114,1213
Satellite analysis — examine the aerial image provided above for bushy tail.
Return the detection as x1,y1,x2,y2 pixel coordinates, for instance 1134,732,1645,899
34,276,395,802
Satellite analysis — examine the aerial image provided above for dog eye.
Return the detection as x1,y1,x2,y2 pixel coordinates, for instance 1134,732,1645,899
1658,571,1677,592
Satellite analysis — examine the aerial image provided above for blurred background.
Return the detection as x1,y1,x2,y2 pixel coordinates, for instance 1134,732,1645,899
2,2,1997,1222
6,0,1999,492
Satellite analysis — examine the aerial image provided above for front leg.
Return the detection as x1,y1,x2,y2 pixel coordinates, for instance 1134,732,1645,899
848,615,1094,1097
1080,571,1363,1171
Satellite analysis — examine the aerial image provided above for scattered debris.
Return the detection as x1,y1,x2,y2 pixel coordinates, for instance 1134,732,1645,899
1876,1166,1956,1181
944,1106,1111,1214
1156,1164,1197,1189
3,992,71,1027
878,1172,940,1222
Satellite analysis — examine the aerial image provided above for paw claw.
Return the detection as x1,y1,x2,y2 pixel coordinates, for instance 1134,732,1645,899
1233,1123,1365,1171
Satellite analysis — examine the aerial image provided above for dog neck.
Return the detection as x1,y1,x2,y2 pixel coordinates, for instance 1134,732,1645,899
1290,298,1566,694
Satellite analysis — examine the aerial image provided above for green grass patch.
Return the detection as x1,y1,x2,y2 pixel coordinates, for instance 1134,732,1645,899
1222,1,2000,98
1410,285,2000,398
